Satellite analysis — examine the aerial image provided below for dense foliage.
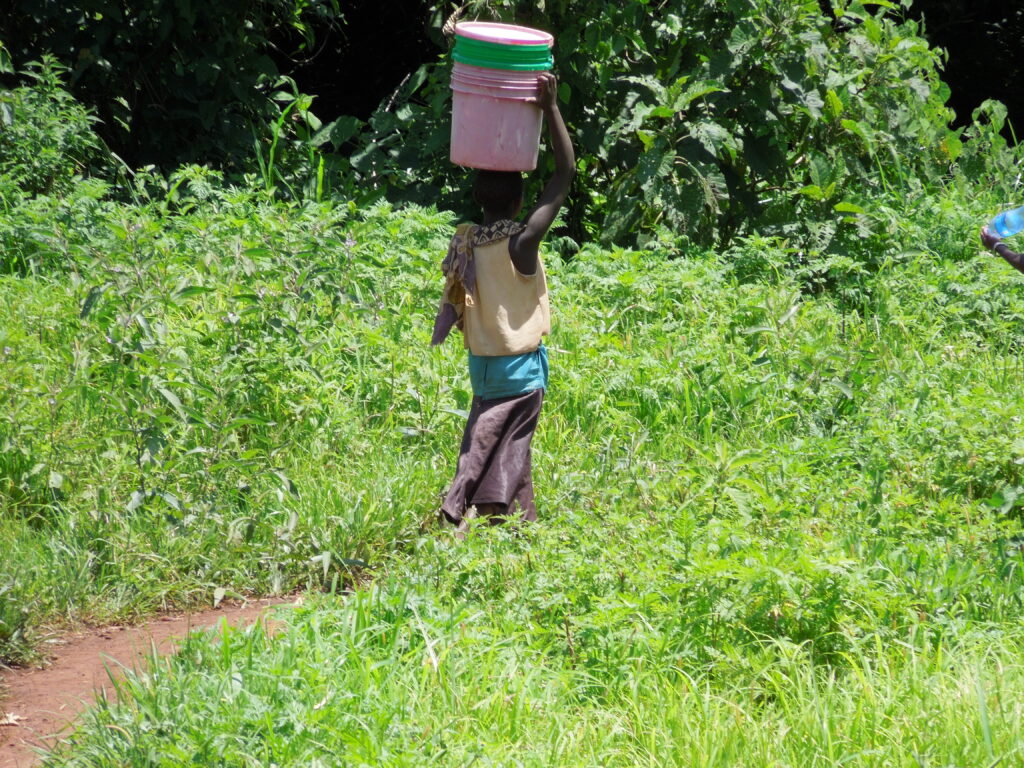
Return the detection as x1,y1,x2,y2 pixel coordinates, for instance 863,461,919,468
3,3,1024,764
2,1,1016,253
0,56,102,198
0,0,343,168
905,0,1024,134
352,0,966,251
4,161,1024,764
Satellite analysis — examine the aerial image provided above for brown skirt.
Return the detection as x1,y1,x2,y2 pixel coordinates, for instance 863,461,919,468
440,388,544,524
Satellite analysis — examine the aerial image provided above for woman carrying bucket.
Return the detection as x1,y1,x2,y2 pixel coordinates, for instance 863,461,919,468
432,22,574,536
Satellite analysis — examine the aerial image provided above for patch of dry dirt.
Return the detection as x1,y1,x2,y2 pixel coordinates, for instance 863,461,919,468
0,597,295,768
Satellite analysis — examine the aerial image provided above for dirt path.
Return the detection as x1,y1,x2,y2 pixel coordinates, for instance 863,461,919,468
0,597,296,768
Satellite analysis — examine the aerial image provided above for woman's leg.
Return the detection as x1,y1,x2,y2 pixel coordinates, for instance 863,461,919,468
440,389,543,528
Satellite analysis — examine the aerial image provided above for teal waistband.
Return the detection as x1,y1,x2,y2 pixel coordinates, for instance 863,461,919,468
468,344,548,400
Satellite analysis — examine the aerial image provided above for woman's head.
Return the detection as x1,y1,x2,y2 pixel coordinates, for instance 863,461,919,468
472,170,524,218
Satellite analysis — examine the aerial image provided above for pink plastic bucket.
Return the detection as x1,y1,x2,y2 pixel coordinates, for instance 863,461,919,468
450,62,543,171
449,22,554,171
452,62,541,86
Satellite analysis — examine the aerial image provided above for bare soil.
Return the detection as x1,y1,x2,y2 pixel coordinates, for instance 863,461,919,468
0,597,295,768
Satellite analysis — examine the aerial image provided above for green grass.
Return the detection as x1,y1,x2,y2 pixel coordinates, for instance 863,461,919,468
3,172,1024,763
0,194,460,660
50,560,1024,766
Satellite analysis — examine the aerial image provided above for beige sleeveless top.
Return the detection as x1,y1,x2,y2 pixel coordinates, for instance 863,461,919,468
464,235,550,356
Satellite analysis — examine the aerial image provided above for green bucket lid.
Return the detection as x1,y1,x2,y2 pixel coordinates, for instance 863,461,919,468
453,31,553,72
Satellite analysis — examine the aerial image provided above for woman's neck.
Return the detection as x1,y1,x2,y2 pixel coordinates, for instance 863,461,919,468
482,211,514,225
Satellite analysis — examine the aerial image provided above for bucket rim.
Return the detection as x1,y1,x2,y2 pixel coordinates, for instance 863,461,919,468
451,79,539,91
454,37,552,56
452,52,552,71
451,74,540,88
451,73,538,87
451,78,540,95
453,62,542,79
451,86,537,101
454,21,554,47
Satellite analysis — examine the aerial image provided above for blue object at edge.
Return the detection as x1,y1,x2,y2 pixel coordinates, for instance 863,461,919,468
990,206,1024,238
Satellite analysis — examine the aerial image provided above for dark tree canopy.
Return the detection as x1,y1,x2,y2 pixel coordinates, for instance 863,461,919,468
268,0,444,126
0,0,346,168
0,0,1020,174
907,0,1023,133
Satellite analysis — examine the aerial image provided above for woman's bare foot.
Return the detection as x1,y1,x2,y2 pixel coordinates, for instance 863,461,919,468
454,504,479,541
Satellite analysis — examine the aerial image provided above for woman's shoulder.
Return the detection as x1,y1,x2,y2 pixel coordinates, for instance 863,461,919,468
474,219,525,246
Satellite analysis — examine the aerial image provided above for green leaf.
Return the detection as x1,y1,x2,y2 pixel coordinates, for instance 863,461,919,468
616,75,666,98
157,490,182,511
304,111,322,132
636,130,655,152
158,387,185,418
80,285,103,319
313,116,362,149
636,148,674,190
725,450,763,470
0,43,12,74
841,119,876,151
801,90,824,118
832,379,854,399
825,89,843,120
311,551,332,580
127,490,145,513
674,80,727,111
174,286,214,299
272,470,299,497
691,122,733,157
350,141,378,172
833,202,866,214
796,185,824,200
778,304,800,325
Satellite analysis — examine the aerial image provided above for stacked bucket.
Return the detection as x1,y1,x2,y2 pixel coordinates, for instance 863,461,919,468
450,22,554,171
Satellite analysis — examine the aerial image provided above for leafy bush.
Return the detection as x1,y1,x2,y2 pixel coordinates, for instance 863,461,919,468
352,0,965,254
0,55,102,198
0,0,343,169
0,179,461,661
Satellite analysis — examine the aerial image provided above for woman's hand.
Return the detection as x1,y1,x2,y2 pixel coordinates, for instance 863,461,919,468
530,72,558,113
981,225,1003,252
